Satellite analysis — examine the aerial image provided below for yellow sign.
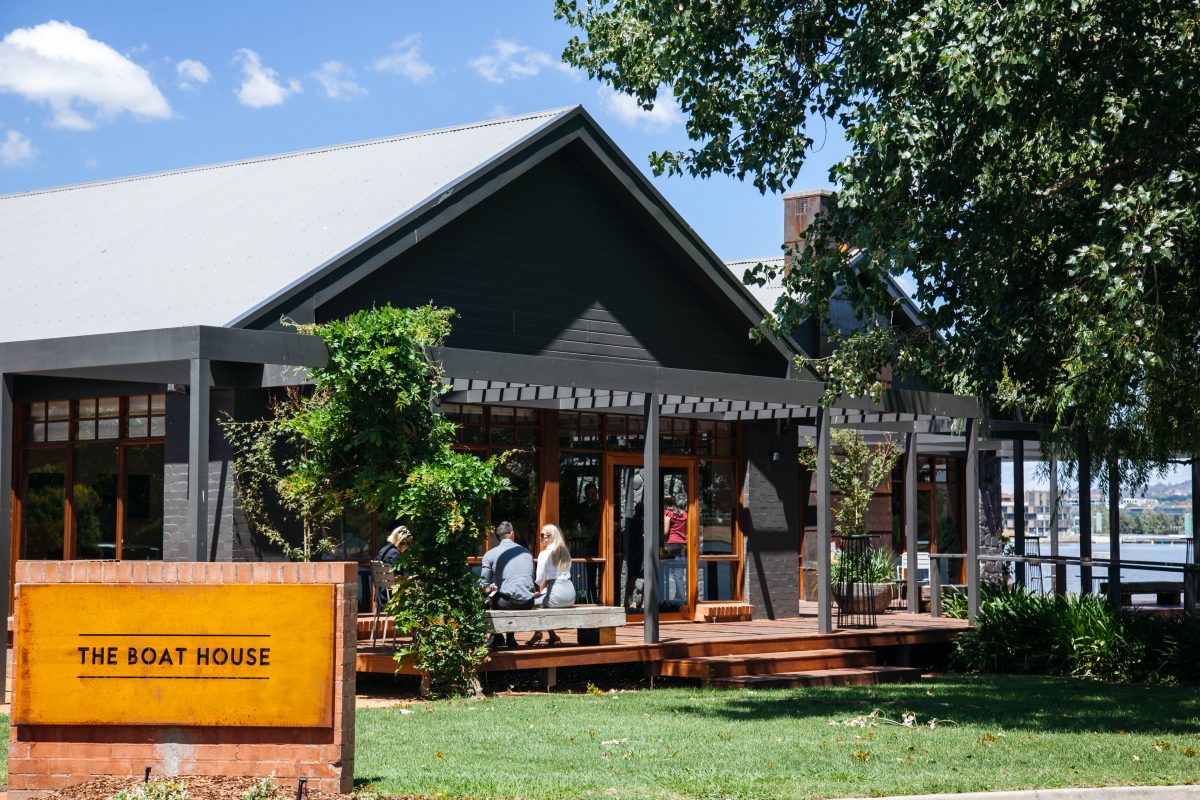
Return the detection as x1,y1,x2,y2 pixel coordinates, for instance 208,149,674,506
13,583,336,728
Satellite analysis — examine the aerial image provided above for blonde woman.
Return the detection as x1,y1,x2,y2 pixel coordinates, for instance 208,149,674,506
527,524,575,646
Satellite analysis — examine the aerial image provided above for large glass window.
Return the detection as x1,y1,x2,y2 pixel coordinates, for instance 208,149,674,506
699,460,738,600
331,504,375,562
890,455,963,557
122,444,165,560
442,402,541,549
559,455,601,557
20,448,67,559
19,394,167,562
559,454,603,604
73,442,119,559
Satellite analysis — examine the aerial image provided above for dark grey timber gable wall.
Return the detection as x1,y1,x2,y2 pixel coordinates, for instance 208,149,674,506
742,421,801,619
314,147,783,375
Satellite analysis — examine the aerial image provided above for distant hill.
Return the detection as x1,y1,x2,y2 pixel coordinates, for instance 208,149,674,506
1143,480,1192,499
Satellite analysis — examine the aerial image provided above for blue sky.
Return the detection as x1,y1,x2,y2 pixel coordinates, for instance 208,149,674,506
2,3,1189,493
0,1,849,262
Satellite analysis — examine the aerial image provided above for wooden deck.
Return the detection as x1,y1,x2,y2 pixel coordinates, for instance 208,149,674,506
356,603,969,675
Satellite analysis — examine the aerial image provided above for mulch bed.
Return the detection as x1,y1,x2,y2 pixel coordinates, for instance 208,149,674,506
44,776,428,800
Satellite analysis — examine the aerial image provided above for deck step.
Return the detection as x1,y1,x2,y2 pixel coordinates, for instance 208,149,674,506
710,665,923,688
661,648,875,679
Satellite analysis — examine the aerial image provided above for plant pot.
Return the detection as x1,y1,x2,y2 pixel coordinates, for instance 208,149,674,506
832,582,894,615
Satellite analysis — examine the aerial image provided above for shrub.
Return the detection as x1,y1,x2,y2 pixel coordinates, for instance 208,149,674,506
112,781,189,800
948,583,1200,685
224,305,508,697
832,546,895,584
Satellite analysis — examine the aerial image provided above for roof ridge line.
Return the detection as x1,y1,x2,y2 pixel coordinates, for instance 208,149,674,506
0,106,578,201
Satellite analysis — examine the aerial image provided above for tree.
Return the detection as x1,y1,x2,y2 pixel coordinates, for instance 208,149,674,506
224,305,508,696
799,428,900,539
557,0,1200,485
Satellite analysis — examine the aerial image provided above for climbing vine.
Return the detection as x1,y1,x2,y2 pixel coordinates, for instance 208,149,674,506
222,304,508,696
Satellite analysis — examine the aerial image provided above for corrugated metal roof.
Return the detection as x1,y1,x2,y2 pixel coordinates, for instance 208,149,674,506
724,256,786,314
0,107,574,344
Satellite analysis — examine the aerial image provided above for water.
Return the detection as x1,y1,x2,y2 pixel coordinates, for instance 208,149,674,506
1017,540,1191,596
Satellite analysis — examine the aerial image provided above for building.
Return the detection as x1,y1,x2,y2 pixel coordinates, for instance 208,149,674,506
0,105,1031,678
1002,490,1070,539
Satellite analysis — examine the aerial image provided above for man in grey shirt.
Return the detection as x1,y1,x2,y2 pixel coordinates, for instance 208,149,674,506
480,521,536,648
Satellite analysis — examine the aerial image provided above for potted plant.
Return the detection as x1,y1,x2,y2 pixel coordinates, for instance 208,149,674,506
801,428,902,614
832,545,897,613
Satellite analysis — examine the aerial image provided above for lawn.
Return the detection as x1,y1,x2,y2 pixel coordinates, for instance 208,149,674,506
355,675,1200,800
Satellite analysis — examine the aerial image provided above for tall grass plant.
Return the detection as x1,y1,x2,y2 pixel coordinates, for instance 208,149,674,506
948,583,1200,685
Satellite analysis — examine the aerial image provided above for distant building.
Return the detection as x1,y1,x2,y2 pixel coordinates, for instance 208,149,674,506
1002,490,1070,539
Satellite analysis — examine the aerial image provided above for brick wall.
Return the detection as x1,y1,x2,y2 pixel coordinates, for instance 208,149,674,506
8,561,357,798
163,391,239,562
742,421,801,619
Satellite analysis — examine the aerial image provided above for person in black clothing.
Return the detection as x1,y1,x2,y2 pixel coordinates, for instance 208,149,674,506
376,525,411,565
374,526,412,607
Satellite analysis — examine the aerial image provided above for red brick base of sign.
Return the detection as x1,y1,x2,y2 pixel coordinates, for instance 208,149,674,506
7,561,357,798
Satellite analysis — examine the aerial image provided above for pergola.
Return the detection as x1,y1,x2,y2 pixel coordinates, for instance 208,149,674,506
0,325,1028,691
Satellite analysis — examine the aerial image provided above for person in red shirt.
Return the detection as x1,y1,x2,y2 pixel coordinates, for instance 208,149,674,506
662,494,688,559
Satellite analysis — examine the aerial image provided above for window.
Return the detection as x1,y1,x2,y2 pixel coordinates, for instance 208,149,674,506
26,400,70,443
126,393,166,438
19,394,167,562
77,397,121,440
442,402,541,548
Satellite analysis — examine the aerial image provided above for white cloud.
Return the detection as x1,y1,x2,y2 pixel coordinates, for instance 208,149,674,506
468,38,572,84
371,35,433,82
176,58,210,90
312,60,365,100
0,20,171,130
599,87,682,132
234,49,300,108
0,129,37,166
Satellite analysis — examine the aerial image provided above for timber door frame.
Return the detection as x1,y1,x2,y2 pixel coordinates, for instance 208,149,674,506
602,453,697,621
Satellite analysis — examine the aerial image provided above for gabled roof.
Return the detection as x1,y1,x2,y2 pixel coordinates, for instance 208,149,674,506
0,108,573,343
724,256,786,314
0,105,797,369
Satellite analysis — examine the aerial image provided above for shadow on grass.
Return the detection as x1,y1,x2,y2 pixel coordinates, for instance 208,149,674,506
670,674,1200,735
353,776,386,790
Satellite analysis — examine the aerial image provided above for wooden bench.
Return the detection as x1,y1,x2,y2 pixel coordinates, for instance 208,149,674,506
484,606,626,646
484,606,627,690
1099,581,1184,606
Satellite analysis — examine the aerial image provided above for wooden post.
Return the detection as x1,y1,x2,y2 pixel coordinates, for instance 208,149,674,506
1188,458,1199,612
187,358,211,562
1108,460,1122,607
816,406,832,635
905,431,919,613
1013,438,1026,588
0,372,12,697
642,393,660,644
1078,430,1092,595
1050,455,1066,594
965,419,980,624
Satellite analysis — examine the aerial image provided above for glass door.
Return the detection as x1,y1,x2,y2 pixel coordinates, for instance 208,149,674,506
607,456,695,619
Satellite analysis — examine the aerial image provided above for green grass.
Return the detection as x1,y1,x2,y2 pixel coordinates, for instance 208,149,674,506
355,675,1200,800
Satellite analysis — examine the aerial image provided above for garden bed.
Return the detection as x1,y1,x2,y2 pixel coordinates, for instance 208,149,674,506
43,776,423,800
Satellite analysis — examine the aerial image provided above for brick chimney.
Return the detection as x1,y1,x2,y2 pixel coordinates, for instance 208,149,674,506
783,189,835,248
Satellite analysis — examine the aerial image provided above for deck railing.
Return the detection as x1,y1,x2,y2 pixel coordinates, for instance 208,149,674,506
923,552,1200,619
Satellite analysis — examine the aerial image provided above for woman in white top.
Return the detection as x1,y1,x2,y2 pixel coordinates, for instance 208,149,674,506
527,524,576,646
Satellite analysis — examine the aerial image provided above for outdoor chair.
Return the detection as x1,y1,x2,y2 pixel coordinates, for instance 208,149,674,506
894,552,931,604
368,560,401,648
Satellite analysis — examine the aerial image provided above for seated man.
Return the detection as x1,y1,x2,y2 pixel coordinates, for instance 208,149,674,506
479,521,536,649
